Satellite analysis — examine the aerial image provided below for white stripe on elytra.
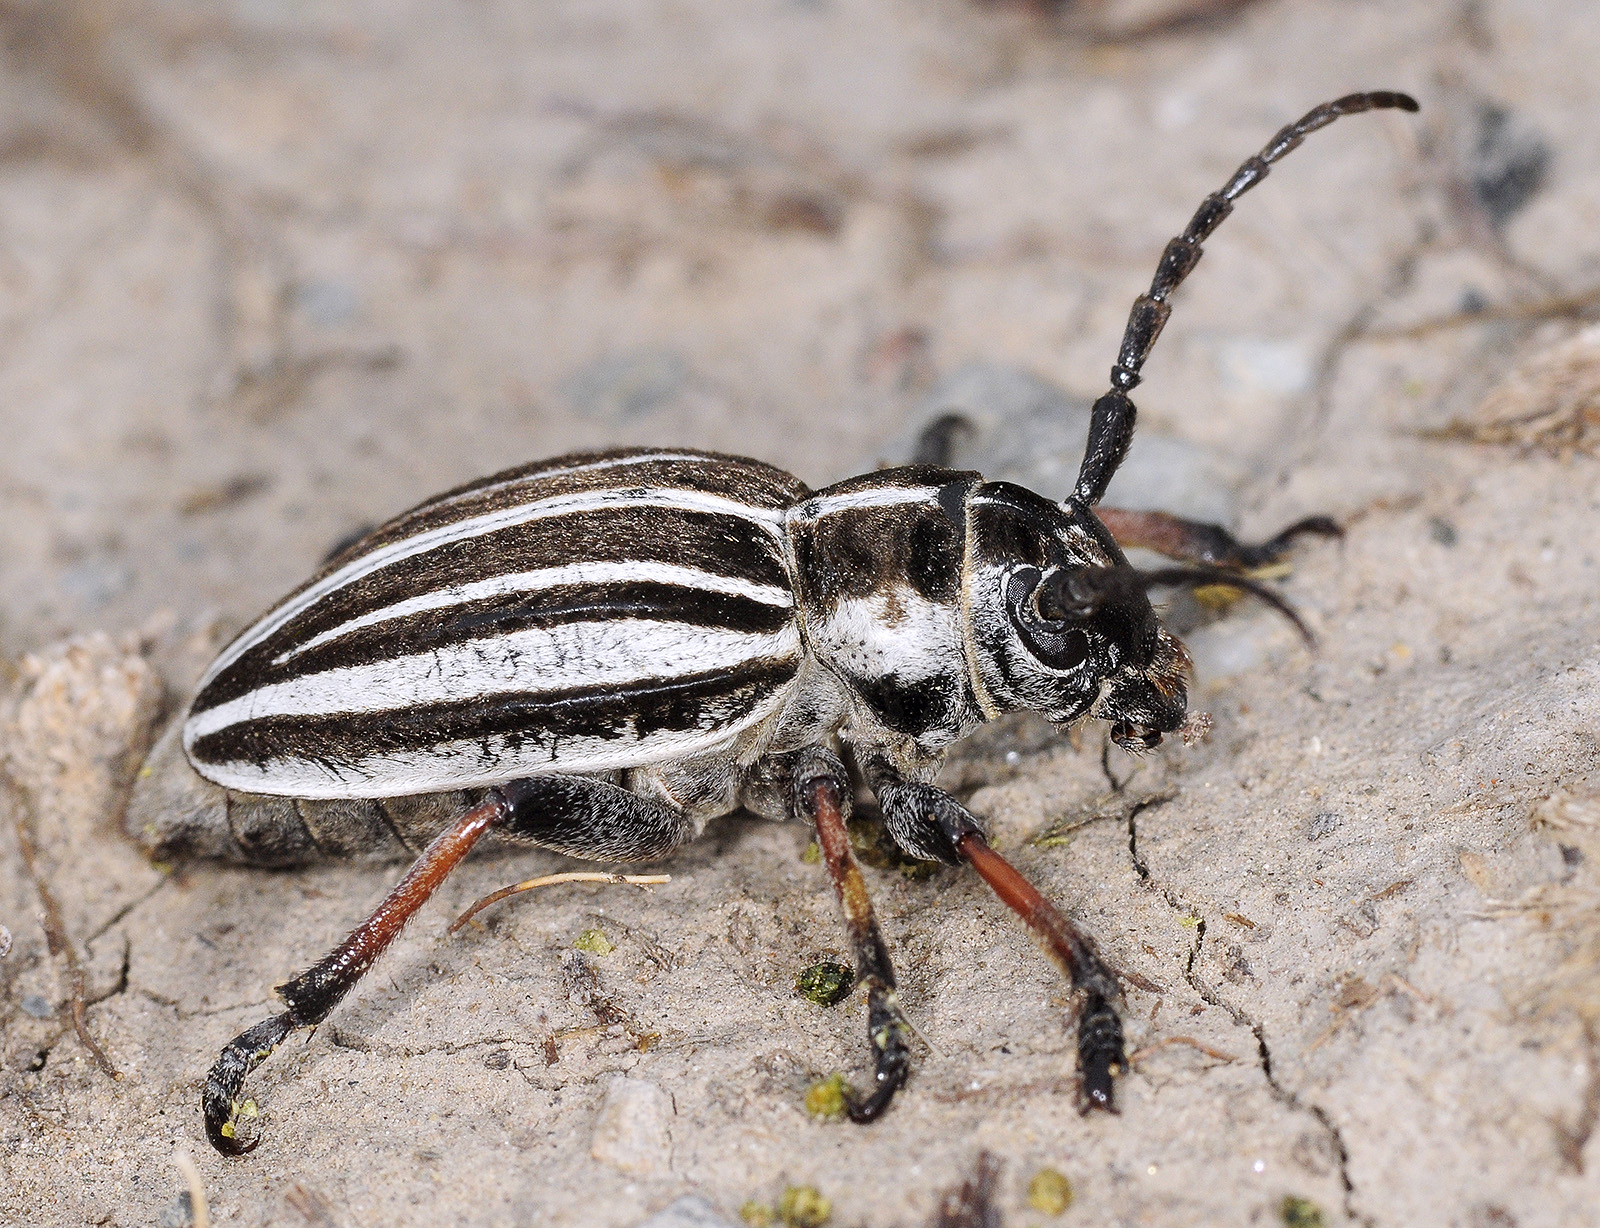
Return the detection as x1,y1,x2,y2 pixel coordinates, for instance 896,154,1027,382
791,485,942,521
272,561,794,666
192,675,798,799
200,486,790,689
188,620,802,742
413,451,718,515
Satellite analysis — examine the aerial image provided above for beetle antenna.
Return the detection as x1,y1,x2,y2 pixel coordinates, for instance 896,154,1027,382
1070,91,1419,508
1138,565,1314,646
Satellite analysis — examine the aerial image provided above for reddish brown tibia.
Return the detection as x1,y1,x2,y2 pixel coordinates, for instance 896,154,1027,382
955,832,1106,988
280,797,506,1020
955,830,1126,1110
206,794,512,1154
801,774,911,1121
807,777,876,953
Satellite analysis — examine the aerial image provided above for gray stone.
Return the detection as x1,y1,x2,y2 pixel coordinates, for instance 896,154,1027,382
631,1194,742,1228
900,362,1240,522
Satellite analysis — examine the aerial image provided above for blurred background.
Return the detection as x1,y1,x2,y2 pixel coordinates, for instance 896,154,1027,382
1,0,1592,659
3,3,1599,1226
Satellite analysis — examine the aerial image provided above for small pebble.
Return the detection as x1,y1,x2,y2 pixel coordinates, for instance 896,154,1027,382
21,995,55,1019
156,1192,193,1228
591,1075,671,1176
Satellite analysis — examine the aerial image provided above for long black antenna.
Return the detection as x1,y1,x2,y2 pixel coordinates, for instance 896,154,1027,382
1071,91,1419,509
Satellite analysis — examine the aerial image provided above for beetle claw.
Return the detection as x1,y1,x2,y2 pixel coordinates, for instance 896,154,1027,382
844,984,912,1123
203,1011,296,1155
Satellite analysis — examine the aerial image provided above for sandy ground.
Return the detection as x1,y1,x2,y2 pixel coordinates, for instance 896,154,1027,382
2,1,1599,1225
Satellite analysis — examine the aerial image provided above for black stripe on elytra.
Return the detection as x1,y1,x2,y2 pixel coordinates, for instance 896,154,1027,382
216,506,792,687
193,580,795,712
190,661,798,773
362,453,809,553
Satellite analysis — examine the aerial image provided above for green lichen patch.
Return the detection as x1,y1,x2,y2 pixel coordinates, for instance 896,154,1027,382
795,960,854,1007
573,928,614,956
804,1072,850,1120
1026,1167,1074,1214
777,1185,831,1227
1280,1195,1325,1228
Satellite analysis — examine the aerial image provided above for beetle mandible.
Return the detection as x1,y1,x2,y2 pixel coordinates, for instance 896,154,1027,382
123,92,1419,1155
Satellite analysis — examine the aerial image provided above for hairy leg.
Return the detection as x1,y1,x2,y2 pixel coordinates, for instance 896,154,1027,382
865,754,1128,1110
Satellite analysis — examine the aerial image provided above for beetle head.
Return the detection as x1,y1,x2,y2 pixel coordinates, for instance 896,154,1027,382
964,482,1309,749
965,483,1189,750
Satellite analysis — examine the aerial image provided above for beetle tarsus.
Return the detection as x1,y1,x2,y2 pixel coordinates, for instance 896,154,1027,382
844,984,914,1123
1076,991,1126,1113
203,1011,296,1155
955,831,1129,1114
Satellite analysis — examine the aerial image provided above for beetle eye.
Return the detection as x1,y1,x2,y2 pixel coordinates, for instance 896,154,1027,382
1038,626,1090,671
1006,568,1093,672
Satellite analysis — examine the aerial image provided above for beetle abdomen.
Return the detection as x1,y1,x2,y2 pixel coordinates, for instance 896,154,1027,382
128,715,477,864
184,450,810,799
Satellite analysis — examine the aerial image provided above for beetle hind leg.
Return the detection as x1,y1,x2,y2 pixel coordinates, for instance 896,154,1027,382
204,793,510,1154
203,775,695,1156
789,749,913,1122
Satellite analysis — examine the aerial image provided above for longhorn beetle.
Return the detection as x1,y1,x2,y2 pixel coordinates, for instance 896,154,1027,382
123,92,1418,1155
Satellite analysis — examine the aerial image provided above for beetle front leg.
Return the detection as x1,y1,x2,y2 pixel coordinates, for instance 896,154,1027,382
865,756,1127,1112
1095,506,1340,570
789,749,913,1122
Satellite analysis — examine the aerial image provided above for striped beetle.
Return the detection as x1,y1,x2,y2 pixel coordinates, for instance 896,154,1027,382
124,92,1418,1155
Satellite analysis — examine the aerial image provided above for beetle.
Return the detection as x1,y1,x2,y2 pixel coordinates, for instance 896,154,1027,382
122,91,1418,1155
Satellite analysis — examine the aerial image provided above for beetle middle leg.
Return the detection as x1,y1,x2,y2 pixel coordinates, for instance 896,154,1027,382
865,755,1127,1111
203,775,692,1155
788,748,914,1122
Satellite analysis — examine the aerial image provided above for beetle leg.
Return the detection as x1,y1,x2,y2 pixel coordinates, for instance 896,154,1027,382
791,749,913,1122
868,759,1128,1112
952,829,1126,1111
204,775,691,1155
204,793,508,1154
1096,507,1341,570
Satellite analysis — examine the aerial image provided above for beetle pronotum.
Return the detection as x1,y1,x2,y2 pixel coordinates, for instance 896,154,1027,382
123,91,1419,1155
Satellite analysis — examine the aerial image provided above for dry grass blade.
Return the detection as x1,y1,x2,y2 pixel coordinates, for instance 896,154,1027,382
171,1151,210,1228
3,765,120,1078
448,872,671,933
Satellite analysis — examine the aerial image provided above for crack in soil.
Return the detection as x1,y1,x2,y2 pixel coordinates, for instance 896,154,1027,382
1129,807,1369,1226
